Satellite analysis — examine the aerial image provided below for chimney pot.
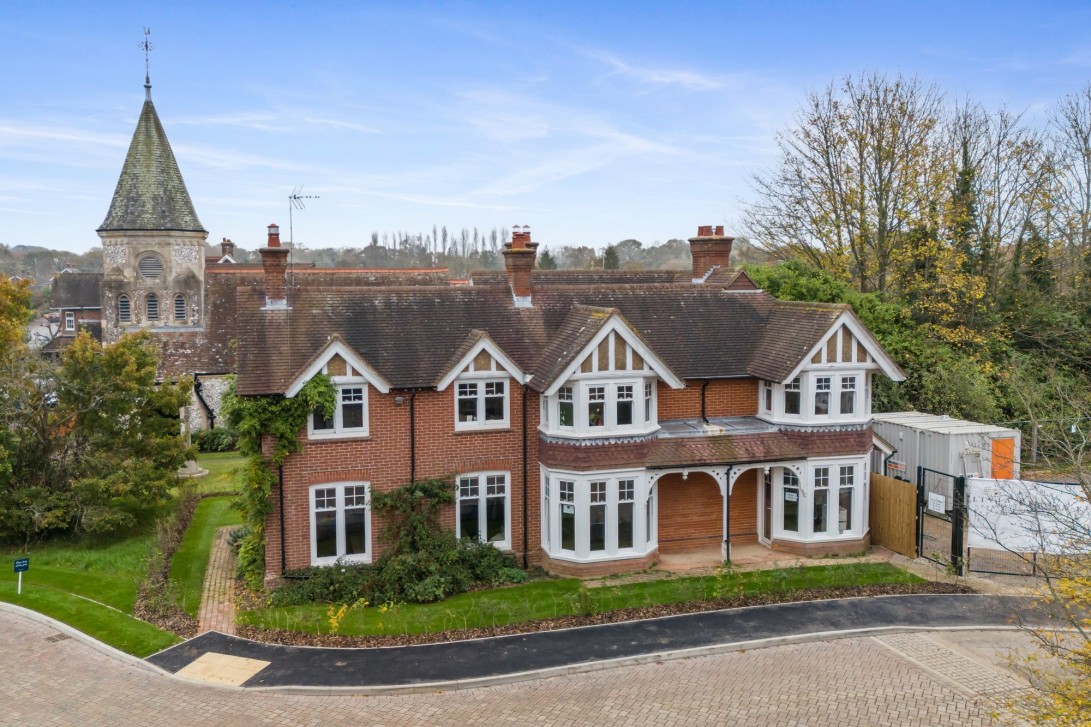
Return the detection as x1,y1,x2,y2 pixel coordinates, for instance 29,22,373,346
688,224,735,283
260,224,290,306
502,225,539,304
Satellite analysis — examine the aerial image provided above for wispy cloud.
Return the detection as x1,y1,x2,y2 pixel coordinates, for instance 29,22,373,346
302,117,381,134
585,50,724,92
0,123,128,149
172,113,293,132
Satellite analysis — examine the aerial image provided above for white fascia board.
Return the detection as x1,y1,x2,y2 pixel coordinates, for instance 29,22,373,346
783,310,906,383
435,335,527,391
542,314,685,397
284,339,391,397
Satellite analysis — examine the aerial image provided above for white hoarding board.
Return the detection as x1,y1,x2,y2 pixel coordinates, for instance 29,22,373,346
967,478,1090,554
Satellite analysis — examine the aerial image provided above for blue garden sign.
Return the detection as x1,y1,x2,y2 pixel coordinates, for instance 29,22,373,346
14,558,28,595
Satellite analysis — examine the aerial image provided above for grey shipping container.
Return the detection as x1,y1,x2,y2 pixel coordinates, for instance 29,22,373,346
872,412,1020,483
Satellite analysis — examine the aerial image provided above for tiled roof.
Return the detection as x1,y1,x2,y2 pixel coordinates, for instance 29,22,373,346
531,305,616,390
646,427,872,468
748,301,847,382
232,278,855,396
51,273,103,309
98,97,205,233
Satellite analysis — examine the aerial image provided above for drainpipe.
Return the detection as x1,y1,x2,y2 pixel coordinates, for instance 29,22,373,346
883,448,899,479
193,374,215,428
700,380,710,424
278,464,286,574
409,390,417,482
723,466,732,564
521,383,529,569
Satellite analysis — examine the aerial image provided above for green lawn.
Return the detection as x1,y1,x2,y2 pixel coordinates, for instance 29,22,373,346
169,496,242,616
192,451,245,494
1,533,181,657
239,562,923,637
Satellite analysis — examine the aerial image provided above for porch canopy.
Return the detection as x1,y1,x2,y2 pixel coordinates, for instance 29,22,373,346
647,416,870,559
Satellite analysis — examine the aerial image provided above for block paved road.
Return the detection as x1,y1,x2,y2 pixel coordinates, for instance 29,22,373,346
2,608,1036,726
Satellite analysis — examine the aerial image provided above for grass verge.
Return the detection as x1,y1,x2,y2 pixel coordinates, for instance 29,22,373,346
239,562,923,638
192,451,245,494
169,496,242,617
1,533,181,657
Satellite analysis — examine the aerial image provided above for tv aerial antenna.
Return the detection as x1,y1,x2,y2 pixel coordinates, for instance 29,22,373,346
288,186,319,285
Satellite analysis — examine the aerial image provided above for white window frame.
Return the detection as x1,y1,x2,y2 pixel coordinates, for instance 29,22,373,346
541,378,658,438
456,471,511,550
540,467,652,562
758,371,871,426
64,311,75,331
310,482,372,566
454,376,510,431
309,381,369,439
765,458,868,543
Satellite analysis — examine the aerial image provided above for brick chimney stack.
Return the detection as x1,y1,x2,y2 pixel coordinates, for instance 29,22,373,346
260,223,290,308
502,224,539,306
689,225,734,283
221,237,236,259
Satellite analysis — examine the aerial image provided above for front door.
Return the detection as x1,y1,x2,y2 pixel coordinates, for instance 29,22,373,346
762,471,772,543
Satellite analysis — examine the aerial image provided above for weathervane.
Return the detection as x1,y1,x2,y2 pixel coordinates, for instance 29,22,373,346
140,27,154,99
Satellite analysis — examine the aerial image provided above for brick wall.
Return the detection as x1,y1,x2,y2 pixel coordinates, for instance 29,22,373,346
729,469,759,544
657,378,758,421
265,385,540,577
657,472,722,552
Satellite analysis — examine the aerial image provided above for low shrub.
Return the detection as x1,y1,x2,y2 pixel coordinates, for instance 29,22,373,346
194,427,238,453
268,478,526,607
269,538,525,607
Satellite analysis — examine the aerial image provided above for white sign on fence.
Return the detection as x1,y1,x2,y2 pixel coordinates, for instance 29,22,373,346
927,491,946,514
967,478,1090,554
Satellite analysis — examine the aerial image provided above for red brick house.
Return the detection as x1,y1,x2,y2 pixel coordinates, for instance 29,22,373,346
233,225,905,582
90,76,905,581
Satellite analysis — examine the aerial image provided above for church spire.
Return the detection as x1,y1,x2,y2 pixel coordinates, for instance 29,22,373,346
97,29,204,233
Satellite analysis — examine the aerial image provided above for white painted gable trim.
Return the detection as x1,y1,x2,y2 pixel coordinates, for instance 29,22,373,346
784,310,905,383
435,336,527,391
543,314,685,397
284,339,391,397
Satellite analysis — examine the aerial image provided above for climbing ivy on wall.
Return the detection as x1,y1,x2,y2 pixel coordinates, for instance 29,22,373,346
222,374,336,588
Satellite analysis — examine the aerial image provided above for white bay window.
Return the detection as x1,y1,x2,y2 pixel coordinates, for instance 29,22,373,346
542,378,658,437
542,469,653,561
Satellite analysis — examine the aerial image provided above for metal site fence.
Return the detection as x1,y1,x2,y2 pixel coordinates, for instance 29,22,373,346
916,466,966,575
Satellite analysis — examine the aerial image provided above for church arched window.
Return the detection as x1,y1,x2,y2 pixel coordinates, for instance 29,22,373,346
146,293,159,321
118,295,131,323
174,294,186,321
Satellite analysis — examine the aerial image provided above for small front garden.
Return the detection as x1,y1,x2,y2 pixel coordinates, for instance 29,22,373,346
238,561,967,647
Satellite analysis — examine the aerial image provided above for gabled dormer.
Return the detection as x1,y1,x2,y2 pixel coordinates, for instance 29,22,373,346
535,306,684,438
755,308,904,427
285,336,391,440
436,330,526,431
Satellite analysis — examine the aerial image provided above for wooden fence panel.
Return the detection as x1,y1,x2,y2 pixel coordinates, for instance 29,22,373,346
869,473,917,558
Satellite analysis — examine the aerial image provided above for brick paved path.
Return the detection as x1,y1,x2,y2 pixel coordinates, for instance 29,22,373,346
1,607,1034,726
196,526,236,635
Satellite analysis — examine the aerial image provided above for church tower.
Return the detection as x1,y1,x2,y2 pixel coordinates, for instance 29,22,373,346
98,70,207,343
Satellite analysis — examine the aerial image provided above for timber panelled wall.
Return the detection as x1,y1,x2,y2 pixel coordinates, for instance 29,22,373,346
868,473,917,558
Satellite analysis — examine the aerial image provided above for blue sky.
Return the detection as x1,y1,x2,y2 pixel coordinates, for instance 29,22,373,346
3,1,1091,255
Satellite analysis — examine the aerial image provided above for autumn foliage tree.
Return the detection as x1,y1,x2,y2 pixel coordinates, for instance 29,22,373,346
0,314,192,545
